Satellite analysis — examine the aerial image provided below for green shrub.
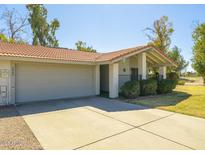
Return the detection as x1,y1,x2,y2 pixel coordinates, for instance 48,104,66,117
120,81,140,98
167,72,179,80
157,79,176,94
177,80,185,85
140,79,157,96
172,80,177,89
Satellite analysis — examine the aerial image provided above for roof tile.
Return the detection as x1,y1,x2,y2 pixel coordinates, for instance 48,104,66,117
0,42,176,66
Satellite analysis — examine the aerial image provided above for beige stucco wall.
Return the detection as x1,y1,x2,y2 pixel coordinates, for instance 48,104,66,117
118,59,130,88
129,55,138,68
118,55,139,88
15,62,96,103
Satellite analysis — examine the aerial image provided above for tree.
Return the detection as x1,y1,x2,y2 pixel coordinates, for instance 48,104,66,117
75,40,96,53
26,4,60,47
0,8,28,41
167,46,189,74
0,33,14,42
192,23,205,85
145,16,174,53
47,19,60,47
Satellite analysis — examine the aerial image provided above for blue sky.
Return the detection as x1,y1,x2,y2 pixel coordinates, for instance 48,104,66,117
1,4,205,71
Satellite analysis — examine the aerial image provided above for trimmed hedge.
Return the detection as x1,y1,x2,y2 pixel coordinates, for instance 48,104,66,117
120,81,140,99
157,79,177,94
120,78,177,98
140,79,157,96
167,72,179,80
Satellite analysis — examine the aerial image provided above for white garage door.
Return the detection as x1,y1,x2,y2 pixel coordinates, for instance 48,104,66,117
15,62,95,104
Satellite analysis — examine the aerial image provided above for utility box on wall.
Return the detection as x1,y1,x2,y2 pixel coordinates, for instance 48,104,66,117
0,60,15,105
0,69,9,105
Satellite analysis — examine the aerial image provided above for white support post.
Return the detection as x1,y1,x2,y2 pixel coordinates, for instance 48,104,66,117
159,66,167,79
138,52,147,80
109,63,119,98
94,65,100,95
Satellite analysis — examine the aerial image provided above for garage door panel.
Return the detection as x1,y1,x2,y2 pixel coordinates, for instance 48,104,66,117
16,62,95,103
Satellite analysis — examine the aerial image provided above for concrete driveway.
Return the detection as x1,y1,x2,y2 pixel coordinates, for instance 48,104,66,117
16,97,205,150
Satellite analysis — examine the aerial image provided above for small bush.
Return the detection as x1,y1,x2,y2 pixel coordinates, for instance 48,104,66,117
177,80,185,85
140,79,157,96
157,79,176,94
120,81,140,99
167,72,179,80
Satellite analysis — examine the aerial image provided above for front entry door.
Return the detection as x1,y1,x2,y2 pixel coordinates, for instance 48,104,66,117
131,68,138,81
0,69,9,105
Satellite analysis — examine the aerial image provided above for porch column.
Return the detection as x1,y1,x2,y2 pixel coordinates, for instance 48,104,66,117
159,66,167,79
138,52,147,80
109,63,119,98
94,65,100,95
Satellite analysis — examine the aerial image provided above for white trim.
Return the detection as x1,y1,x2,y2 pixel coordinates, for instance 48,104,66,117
151,48,177,67
146,53,162,65
110,46,177,67
111,47,151,63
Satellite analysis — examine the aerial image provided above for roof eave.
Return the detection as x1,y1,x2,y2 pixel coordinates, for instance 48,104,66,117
0,55,96,65
95,46,178,68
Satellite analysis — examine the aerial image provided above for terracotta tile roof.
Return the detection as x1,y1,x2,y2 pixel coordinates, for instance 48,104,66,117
0,42,176,66
0,42,101,62
96,45,148,62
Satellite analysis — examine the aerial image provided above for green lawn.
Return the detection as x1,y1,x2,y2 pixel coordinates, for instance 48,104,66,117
180,76,204,85
129,85,205,119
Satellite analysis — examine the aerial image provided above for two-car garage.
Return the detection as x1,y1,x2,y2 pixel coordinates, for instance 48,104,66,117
15,62,96,104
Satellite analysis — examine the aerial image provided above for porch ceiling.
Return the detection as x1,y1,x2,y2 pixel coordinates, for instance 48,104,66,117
96,45,177,67
146,49,174,67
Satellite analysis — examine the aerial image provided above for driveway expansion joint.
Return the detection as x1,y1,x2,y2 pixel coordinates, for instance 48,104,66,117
85,107,136,127
17,98,203,150
138,128,195,150
76,107,190,150
74,127,136,150
85,106,175,128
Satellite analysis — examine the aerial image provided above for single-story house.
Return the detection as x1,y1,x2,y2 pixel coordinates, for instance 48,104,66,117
0,42,176,105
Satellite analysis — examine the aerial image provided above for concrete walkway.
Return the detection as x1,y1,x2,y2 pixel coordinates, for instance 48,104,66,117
17,97,205,150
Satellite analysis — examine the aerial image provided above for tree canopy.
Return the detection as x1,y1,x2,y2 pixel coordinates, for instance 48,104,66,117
75,40,96,53
0,33,14,43
145,16,189,74
192,23,205,85
0,8,28,42
167,46,189,73
145,16,174,54
26,4,60,47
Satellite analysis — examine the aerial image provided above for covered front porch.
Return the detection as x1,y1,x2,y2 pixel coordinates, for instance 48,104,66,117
99,47,176,98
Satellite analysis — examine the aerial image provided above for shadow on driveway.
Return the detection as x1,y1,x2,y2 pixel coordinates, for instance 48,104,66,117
15,97,148,116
